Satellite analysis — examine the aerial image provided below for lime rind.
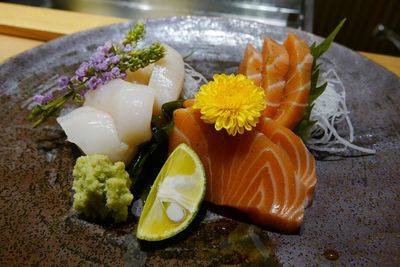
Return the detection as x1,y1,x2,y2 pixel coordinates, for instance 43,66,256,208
136,143,206,241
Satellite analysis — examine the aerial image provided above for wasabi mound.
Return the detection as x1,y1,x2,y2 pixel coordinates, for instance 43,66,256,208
72,154,133,223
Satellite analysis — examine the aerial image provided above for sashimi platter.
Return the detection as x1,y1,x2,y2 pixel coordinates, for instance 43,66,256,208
1,17,399,266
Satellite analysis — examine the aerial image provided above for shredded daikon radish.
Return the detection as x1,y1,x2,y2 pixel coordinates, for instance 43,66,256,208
307,68,376,154
182,63,208,99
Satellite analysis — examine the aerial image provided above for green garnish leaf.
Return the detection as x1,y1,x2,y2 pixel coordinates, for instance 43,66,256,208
310,18,346,62
293,105,317,140
161,100,184,122
294,18,346,140
309,82,328,105
127,124,169,190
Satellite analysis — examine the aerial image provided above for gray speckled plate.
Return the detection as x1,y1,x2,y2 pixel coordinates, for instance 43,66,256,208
0,17,399,266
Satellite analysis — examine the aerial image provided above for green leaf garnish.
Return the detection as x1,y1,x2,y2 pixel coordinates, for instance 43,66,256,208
294,18,346,140
161,100,184,122
310,19,347,61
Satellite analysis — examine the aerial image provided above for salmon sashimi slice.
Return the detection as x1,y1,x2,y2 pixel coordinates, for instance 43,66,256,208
238,43,262,86
261,36,289,118
222,132,306,231
258,118,317,207
273,33,313,130
169,106,307,233
168,106,226,203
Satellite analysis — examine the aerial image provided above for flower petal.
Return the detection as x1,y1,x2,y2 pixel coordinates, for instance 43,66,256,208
193,74,265,136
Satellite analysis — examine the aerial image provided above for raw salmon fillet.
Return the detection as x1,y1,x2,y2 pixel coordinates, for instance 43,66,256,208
258,118,317,206
261,37,289,118
273,33,313,129
238,43,262,86
169,106,306,233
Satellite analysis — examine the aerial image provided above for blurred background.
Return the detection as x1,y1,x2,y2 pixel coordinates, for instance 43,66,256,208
2,0,399,56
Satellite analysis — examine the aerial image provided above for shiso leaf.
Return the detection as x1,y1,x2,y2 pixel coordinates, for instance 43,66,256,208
310,19,346,61
294,18,346,141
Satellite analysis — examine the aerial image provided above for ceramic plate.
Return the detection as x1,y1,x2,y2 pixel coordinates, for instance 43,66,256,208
0,17,399,266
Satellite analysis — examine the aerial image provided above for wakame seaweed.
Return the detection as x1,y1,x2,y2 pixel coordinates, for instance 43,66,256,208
127,100,184,200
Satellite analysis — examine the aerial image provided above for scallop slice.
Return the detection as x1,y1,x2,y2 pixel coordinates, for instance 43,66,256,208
148,44,184,115
57,106,136,164
84,79,155,146
125,64,154,85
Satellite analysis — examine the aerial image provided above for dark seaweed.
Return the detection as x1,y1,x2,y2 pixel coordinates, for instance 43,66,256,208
126,100,184,200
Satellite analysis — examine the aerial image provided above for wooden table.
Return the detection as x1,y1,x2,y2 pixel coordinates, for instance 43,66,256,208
0,3,399,77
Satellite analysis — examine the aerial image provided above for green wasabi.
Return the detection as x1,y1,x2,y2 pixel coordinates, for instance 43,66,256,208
72,154,133,223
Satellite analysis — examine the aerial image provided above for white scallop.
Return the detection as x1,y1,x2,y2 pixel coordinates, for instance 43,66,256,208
56,106,136,164
148,44,184,115
84,79,155,146
125,63,154,85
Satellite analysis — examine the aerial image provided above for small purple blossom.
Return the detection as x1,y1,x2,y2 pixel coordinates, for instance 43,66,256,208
94,62,108,72
34,92,54,105
96,41,112,53
75,62,90,79
102,72,114,82
89,51,105,64
86,76,100,90
108,55,121,65
123,44,133,52
57,75,70,92
33,94,45,105
110,66,121,77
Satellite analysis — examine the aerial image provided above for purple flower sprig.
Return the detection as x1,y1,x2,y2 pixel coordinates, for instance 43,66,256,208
28,23,166,128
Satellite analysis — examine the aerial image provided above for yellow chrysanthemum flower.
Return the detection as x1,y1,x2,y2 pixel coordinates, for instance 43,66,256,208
193,74,265,136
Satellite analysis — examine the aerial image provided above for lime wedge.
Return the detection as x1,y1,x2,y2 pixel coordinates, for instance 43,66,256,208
137,143,206,241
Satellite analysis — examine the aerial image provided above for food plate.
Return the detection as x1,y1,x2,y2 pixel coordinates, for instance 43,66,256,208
0,17,399,266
